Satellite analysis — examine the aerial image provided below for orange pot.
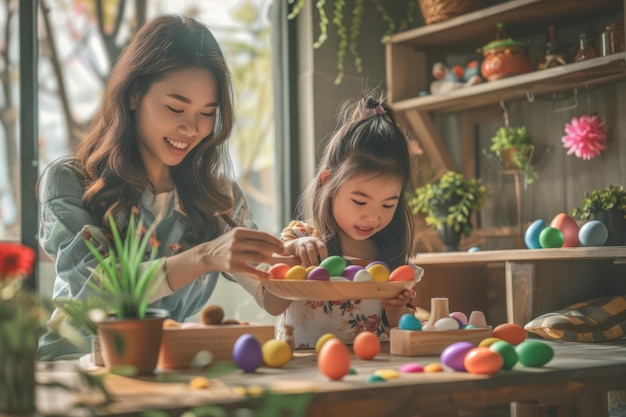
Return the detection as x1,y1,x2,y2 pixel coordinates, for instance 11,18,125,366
481,39,532,82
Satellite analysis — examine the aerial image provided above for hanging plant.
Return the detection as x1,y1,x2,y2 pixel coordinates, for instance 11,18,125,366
489,125,539,184
561,114,606,160
288,0,418,84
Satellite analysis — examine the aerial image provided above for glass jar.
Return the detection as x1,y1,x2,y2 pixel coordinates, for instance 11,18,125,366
601,21,625,56
574,33,598,62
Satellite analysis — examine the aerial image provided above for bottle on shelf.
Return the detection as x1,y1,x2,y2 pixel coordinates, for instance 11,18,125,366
574,33,598,62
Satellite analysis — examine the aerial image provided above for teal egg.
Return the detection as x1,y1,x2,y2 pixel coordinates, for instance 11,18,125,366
524,219,547,249
578,220,608,247
468,246,481,252
319,255,346,276
398,313,422,330
515,340,554,367
538,226,564,248
489,340,518,370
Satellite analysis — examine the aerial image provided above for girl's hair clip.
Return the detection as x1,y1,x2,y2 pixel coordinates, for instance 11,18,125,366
365,97,386,115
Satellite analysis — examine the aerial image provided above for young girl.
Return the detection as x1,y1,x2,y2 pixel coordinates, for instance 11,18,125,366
237,94,419,348
36,15,284,360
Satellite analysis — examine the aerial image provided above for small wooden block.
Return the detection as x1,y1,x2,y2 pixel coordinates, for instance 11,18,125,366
158,324,275,369
390,327,493,356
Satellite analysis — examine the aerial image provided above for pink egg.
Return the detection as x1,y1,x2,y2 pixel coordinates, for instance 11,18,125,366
449,311,468,324
389,265,414,282
550,213,579,247
399,363,424,373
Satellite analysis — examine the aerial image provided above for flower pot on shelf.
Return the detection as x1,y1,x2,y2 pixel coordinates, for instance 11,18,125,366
0,346,37,416
594,209,626,246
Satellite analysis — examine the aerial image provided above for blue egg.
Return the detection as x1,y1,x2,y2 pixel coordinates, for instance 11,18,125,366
468,246,481,252
398,313,422,331
524,219,547,249
578,220,608,247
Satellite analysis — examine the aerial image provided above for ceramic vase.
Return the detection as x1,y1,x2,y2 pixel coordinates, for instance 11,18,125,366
594,209,626,246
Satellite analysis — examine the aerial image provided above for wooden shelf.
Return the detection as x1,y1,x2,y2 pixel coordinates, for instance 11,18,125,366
390,0,622,52
411,246,626,265
393,53,626,114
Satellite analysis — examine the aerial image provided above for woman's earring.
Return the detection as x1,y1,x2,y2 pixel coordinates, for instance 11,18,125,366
320,170,330,185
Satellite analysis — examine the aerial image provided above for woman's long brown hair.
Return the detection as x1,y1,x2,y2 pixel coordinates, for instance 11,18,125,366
46,15,237,243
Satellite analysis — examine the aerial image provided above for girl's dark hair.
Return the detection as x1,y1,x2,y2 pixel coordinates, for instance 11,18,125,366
50,14,236,243
298,93,416,269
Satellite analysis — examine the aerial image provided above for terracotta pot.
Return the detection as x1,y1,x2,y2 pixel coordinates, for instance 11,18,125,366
481,41,532,81
96,308,168,374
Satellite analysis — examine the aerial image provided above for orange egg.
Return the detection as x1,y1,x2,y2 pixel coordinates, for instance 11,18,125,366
268,263,290,279
424,363,444,373
318,338,351,380
464,347,503,375
389,265,414,282
353,331,381,360
492,323,527,345
550,213,579,247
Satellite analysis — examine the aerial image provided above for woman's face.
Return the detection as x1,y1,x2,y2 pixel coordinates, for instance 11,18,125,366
331,174,402,242
132,67,218,179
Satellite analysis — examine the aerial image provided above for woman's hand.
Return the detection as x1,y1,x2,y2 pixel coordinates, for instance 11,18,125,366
200,227,286,279
284,236,328,268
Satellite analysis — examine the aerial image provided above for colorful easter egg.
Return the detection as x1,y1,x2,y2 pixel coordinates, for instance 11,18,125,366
318,339,351,380
353,269,374,282
550,213,579,247
468,246,481,252
489,340,518,370
342,264,363,280
398,313,422,330
515,340,554,367
399,363,424,373
578,220,608,246
441,341,476,371
268,263,290,279
319,255,346,276
539,226,564,248
285,265,307,280
367,264,390,282
315,333,337,353
353,331,381,360
464,347,503,374
306,266,330,281
524,219,547,249
492,323,527,345
365,261,390,271
434,317,460,330
389,265,414,282
232,334,263,373
261,339,291,368
449,311,468,324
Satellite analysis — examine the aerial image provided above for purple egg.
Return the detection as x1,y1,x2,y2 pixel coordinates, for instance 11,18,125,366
399,363,424,373
232,334,262,373
306,266,330,281
342,265,363,280
440,341,476,372
365,261,390,272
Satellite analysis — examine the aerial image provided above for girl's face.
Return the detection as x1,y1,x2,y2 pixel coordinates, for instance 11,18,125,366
132,67,218,183
331,174,402,242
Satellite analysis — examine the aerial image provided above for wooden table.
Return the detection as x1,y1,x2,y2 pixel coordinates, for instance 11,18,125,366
411,247,626,326
36,338,626,417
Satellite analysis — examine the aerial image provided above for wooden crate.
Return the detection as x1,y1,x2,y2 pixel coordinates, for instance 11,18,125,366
390,327,492,356
158,324,275,370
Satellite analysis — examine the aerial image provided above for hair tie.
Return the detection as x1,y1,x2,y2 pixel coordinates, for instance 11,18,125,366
365,97,386,115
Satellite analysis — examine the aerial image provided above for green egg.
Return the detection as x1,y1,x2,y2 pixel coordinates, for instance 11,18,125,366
319,255,346,276
539,227,564,248
515,340,554,367
489,340,518,370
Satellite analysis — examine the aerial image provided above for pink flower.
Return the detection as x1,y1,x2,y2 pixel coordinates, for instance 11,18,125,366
561,115,606,160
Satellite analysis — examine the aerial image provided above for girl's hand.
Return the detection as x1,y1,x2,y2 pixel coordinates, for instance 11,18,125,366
284,237,328,268
382,289,415,328
201,227,286,279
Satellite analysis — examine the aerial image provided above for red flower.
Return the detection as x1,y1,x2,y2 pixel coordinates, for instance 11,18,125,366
0,243,36,279
364,315,381,332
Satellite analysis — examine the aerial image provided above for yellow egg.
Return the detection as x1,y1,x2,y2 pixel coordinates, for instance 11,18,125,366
305,265,317,274
367,264,390,282
373,368,399,380
478,337,504,348
188,376,211,389
315,333,337,353
285,265,307,280
262,339,292,368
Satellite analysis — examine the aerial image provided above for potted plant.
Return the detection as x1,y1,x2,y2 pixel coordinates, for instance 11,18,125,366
489,125,538,184
84,210,168,374
572,185,626,246
410,171,488,251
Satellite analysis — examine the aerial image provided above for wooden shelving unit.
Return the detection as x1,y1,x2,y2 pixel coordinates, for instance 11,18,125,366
385,0,626,175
